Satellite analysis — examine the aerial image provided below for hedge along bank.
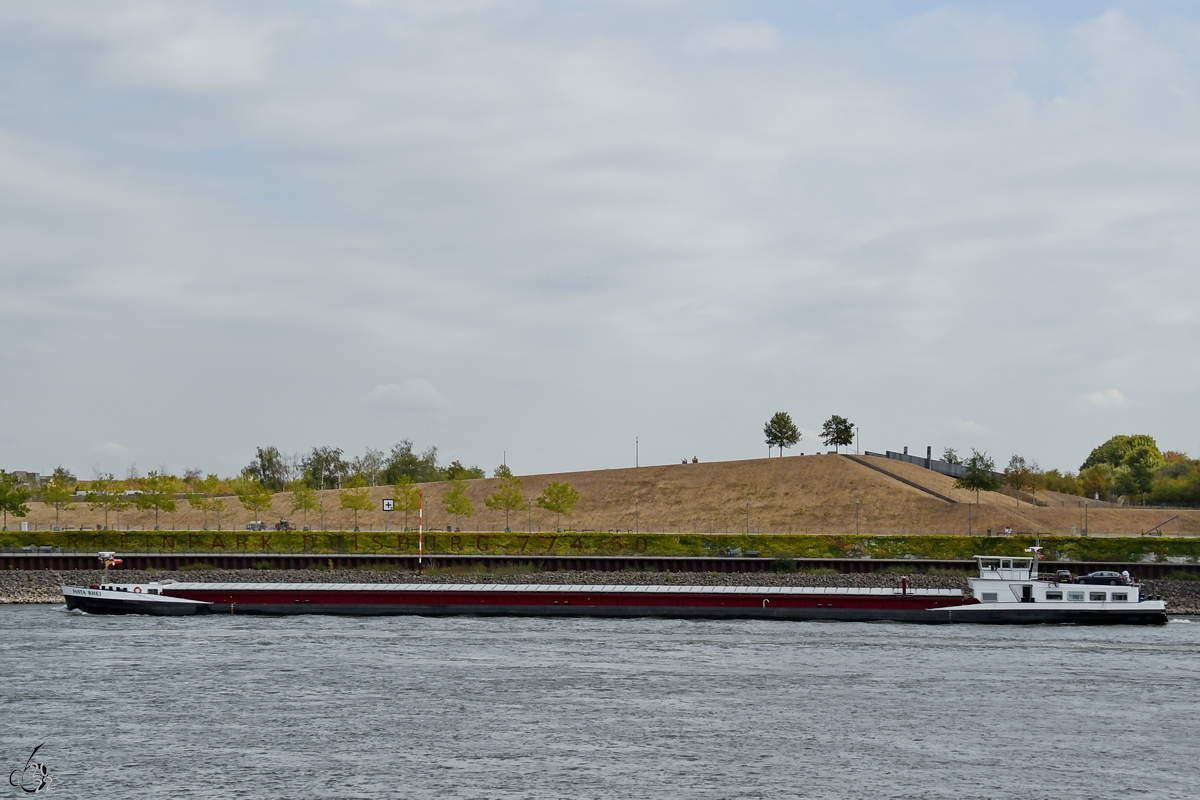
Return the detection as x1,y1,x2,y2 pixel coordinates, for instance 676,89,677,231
5,531,1200,563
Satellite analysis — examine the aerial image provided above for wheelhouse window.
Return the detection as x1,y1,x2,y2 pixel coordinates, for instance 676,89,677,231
1090,592,1106,602
1068,592,1084,601
1112,593,1128,602
1046,591,1063,600
981,593,998,603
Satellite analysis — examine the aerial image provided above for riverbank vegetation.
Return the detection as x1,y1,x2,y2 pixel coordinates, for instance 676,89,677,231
4,529,1200,563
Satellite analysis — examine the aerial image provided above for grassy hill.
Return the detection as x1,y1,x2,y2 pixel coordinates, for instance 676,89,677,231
10,454,1199,537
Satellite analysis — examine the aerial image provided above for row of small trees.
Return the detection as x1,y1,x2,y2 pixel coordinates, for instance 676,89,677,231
763,412,855,456
0,465,582,533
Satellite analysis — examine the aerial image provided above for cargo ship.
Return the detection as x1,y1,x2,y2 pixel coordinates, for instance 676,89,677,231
61,549,1168,624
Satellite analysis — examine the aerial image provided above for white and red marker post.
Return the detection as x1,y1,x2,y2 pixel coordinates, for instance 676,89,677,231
418,490,424,567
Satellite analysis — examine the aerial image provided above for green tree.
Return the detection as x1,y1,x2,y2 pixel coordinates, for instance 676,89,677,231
1042,469,1082,496
1149,458,1200,504
243,445,289,492
86,474,128,530
1002,455,1037,506
442,479,474,531
210,496,228,531
819,415,854,453
763,412,801,457
1118,445,1160,500
135,472,180,529
349,447,386,486
391,476,421,530
0,470,32,530
941,448,962,465
1080,463,1114,500
236,478,275,525
339,486,372,530
186,475,210,529
301,446,347,490
290,485,321,530
536,481,580,532
444,460,486,480
1081,435,1164,473
42,472,76,529
381,440,442,484
485,471,527,532
953,449,1001,503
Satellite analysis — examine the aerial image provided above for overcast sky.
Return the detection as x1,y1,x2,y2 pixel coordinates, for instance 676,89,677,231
2,1,1198,479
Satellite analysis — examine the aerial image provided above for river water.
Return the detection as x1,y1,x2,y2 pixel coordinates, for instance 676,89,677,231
1,606,1197,799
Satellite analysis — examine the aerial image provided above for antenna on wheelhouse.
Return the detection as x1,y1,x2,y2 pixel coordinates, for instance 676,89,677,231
1023,545,1043,578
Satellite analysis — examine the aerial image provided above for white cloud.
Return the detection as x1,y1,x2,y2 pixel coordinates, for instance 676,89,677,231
892,7,1043,62
685,21,782,54
95,442,127,455
1081,389,1130,409
949,420,992,436
363,380,449,412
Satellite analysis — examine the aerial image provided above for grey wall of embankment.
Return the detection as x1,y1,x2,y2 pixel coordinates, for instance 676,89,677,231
6,568,1199,614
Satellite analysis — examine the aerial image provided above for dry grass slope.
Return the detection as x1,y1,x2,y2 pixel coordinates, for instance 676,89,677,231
12,455,1200,536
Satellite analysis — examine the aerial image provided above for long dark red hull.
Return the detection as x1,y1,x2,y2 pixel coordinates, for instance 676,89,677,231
66,582,972,622
61,583,1167,624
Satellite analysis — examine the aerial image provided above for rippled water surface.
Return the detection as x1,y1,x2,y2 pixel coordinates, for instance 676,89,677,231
2,606,1198,799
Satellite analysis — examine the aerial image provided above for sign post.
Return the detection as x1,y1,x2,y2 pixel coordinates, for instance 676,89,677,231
382,498,394,532
418,491,424,567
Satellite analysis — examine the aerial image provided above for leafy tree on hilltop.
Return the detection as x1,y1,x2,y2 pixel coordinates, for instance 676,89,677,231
1002,455,1040,507
941,448,962,465
302,446,347,490
953,449,1001,503
1116,445,1161,501
1080,463,1114,500
350,447,386,486
485,469,527,532
1081,435,1164,473
536,481,580,532
0,471,31,530
763,412,800,457
1042,469,1081,496
1149,457,1200,504
381,440,442,485
243,446,289,492
820,415,854,453
443,479,474,531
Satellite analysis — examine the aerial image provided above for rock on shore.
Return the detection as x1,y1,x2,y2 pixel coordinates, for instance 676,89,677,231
4,569,1197,614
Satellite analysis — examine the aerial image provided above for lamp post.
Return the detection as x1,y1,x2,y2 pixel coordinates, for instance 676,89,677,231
745,499,750,536
855,426,860,455
1084,501,1088,537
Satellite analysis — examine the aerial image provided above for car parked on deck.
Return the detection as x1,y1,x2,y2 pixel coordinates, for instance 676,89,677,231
1075,570,1124,585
